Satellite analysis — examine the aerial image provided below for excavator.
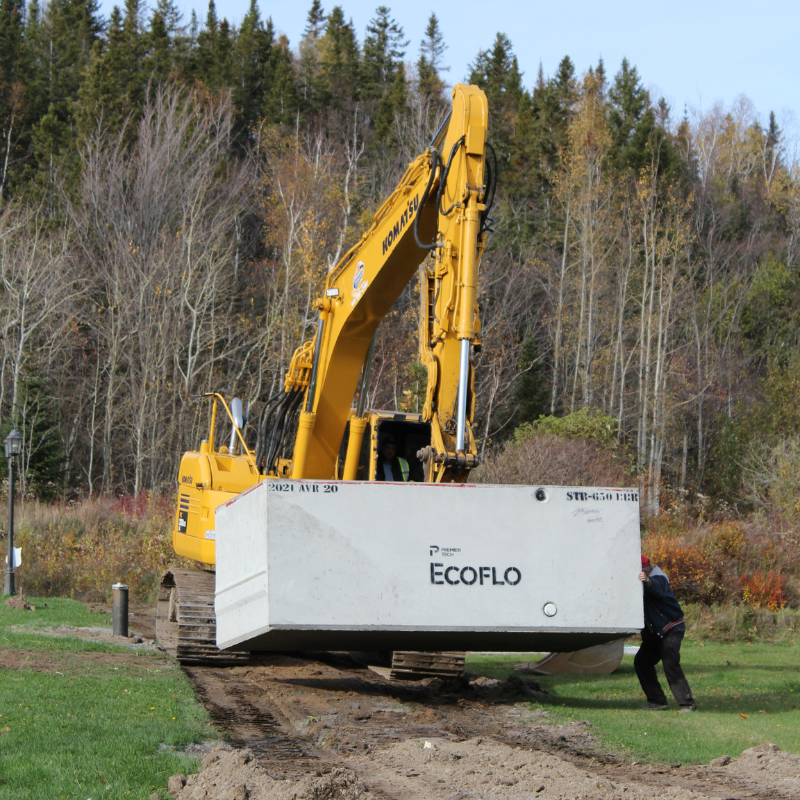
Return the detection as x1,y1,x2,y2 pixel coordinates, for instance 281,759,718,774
156,84,642,678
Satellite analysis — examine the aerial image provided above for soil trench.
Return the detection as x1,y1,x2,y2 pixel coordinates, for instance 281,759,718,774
178,652,800,800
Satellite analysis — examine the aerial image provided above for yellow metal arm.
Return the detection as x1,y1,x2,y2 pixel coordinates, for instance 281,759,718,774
284,84,490,481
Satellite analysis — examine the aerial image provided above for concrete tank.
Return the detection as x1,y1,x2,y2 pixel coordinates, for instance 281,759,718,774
214,479,643,652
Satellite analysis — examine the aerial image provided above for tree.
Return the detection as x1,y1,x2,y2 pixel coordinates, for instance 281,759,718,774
0,372,66,498
69,86,254,492
374,60,408,147
315,6,360,111
468,33,524,166
297,0,325,112
28,0,103,194
261,31,300,126
362,5,407,102
194,0,232,88
608,58,661,174
230,0,272,139
416,12,447,101
0,0,26,202
144,0,188,85
77,9,129,138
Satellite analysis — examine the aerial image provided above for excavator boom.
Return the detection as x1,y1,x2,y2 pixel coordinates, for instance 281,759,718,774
286,84,490,483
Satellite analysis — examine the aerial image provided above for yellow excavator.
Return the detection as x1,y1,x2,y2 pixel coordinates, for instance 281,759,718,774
157,84,642,676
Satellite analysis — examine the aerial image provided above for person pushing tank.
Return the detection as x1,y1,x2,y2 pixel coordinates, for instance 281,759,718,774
635,555,696,712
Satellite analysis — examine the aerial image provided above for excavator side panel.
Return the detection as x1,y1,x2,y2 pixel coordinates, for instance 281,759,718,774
173,450,260,565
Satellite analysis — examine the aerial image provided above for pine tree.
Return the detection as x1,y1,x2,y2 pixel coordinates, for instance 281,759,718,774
144,0,187,83
0,0,26,198
468,33,523,114
76,7,128,137
28,0,102,195
146,10,172,82
513,338,549,426
764,110,783,185
230,0,272,137
303,0,325,38
120,0,146,111
316,6,360,111
297,0,325,111
0,372,66,499
362,5,407,102
374,60,408,147
417,12,447,101
0,0,25,92
468,33,524,172
608,57,652,172
195,0,232,88
262,30,300,125
552,55,577,115
20,0,48,135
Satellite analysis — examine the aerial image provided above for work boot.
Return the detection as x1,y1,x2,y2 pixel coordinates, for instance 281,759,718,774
641,702,669,710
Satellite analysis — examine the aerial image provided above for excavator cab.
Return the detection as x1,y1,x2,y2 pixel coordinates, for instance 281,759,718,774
371,414,429,482
337,412,430,482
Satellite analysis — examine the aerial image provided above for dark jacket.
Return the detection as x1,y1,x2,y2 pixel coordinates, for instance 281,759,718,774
375,456,409,481
642,566,685,639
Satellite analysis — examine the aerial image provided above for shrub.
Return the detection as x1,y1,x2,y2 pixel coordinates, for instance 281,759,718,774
740,570,787,611
516,408,619,450
742,436,800,522
474,430,628,487
707,519,745,560
645,533,725,604
7,493,188,603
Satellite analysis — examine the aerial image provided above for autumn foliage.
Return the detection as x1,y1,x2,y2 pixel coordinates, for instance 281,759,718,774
643,516,798,610
10,494,186,603
645,533,724,604
740,571,787,612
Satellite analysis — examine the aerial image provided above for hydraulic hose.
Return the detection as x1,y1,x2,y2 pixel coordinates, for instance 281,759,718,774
413,150,442,251
256,393,283,470
276,389,304,463
480,142,498,235
437,136,465,216
262,389,295,473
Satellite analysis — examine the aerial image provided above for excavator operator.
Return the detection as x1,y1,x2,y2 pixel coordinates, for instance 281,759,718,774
376,435,410,482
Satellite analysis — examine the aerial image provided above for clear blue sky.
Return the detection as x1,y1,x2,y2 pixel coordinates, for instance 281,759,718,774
107,0,800,142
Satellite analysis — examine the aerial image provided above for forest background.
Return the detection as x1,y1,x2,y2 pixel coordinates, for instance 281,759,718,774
1,0,800,569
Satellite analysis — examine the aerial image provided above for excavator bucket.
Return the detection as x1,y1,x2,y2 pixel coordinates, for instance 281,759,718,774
513,638,625,676
213,480,643,655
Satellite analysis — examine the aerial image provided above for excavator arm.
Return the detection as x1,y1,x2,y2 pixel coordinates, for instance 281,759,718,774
265,84,492,483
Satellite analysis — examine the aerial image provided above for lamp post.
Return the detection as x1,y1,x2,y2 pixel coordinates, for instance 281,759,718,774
4,428,22,596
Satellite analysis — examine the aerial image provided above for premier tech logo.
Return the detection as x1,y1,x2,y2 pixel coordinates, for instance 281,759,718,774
382,194,419,255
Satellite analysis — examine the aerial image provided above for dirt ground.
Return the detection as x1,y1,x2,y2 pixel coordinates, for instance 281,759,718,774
172,653,800,800
7,603,799,800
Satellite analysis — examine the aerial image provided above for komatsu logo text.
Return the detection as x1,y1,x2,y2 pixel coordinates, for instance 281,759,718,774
382,194,419,255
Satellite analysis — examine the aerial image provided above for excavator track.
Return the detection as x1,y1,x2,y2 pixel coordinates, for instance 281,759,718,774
156,567,249,666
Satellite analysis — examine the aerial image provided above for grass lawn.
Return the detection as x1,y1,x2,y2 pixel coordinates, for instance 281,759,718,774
467,639,800,765
0,597,213,800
